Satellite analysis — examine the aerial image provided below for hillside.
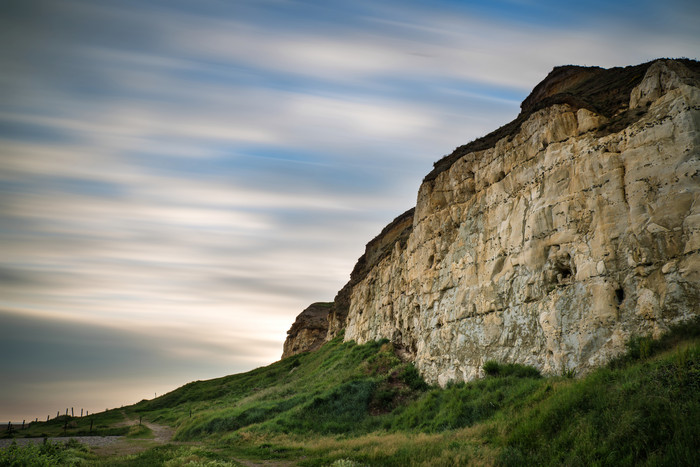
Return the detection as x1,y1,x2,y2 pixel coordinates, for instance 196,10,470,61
4,319,698,465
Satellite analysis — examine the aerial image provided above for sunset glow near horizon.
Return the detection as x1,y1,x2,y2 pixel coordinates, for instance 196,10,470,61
1,0,698,422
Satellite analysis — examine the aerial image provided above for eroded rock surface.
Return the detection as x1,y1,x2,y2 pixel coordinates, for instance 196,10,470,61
284,59,700,384
282,302,332,358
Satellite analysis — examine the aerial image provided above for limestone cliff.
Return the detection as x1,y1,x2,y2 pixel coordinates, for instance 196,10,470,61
283,59,700,384
327,208,415,339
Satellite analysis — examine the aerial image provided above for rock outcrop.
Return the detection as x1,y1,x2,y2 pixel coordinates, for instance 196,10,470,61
282,302,332,358
282,59,700,385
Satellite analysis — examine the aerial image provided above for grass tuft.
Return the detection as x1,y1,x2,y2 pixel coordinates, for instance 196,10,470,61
483,360,542,378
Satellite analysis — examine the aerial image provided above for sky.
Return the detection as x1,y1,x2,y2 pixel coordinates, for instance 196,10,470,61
1,0,698,422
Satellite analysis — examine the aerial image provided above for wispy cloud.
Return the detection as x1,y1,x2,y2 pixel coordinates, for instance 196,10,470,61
0,0,697,421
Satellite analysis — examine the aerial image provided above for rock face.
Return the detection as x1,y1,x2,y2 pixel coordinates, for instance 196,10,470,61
327,208,415,339
282,302,332,358
283,59,700,385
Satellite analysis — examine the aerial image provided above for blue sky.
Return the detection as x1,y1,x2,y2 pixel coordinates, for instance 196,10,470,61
1,0,698,422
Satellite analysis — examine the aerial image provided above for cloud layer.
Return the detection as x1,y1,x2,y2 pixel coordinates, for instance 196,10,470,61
0,0,698,421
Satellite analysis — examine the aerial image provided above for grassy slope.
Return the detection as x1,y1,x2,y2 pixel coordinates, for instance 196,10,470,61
103,320,698,466
8,323,697,466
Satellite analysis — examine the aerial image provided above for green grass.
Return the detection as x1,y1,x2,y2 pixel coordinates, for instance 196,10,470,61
389,374,543,433
3,409,129,439
498,343,700,466
6,320,698,466
162,337,425,440
482,360,542,378
125,424,153,439
0,438,96,466
166,319,700,465
99,444,242,466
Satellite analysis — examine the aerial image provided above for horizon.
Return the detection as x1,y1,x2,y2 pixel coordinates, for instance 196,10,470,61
1,0,699,422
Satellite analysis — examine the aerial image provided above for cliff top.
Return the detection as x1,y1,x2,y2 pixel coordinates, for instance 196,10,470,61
286,302,333,334
348,208,415,284
424,58,700,182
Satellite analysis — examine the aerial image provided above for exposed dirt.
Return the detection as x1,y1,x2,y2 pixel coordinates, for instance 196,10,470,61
140,419,175,444
100,412,298,465
88,411,176,457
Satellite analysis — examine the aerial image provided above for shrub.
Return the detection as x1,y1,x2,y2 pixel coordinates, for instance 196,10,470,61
0,439,92,466
626,335,654,360
483,360,501,376
483,361,541,378
400,363,428,391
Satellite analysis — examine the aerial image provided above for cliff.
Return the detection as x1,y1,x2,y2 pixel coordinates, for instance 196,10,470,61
283,58,700,384
281,302,332,358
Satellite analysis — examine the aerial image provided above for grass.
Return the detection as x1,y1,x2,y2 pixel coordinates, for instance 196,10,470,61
499,343,700,466
99,444,242,466
3,320,698,465
3,409,129,439
125,424,153,439
0,438,96,466
163,337,424,441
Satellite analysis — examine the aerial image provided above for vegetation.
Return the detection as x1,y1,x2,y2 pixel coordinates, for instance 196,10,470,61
0,439,95,466
2,320,698,465
2,410,128,439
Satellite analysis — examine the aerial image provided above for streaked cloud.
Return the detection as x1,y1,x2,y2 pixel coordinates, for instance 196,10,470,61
0,0,697,421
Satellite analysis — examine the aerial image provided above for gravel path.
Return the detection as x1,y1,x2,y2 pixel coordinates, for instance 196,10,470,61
0,436,123,449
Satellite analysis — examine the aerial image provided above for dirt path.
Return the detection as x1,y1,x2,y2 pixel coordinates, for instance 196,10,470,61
103,412,297,466
88,411,176,458
116,411,175,443
139,419,175,444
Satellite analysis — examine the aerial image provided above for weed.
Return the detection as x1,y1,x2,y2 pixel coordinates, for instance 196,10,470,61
330,458,365,467
0,439,94,466
483,360,542,378
126,424,153,439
